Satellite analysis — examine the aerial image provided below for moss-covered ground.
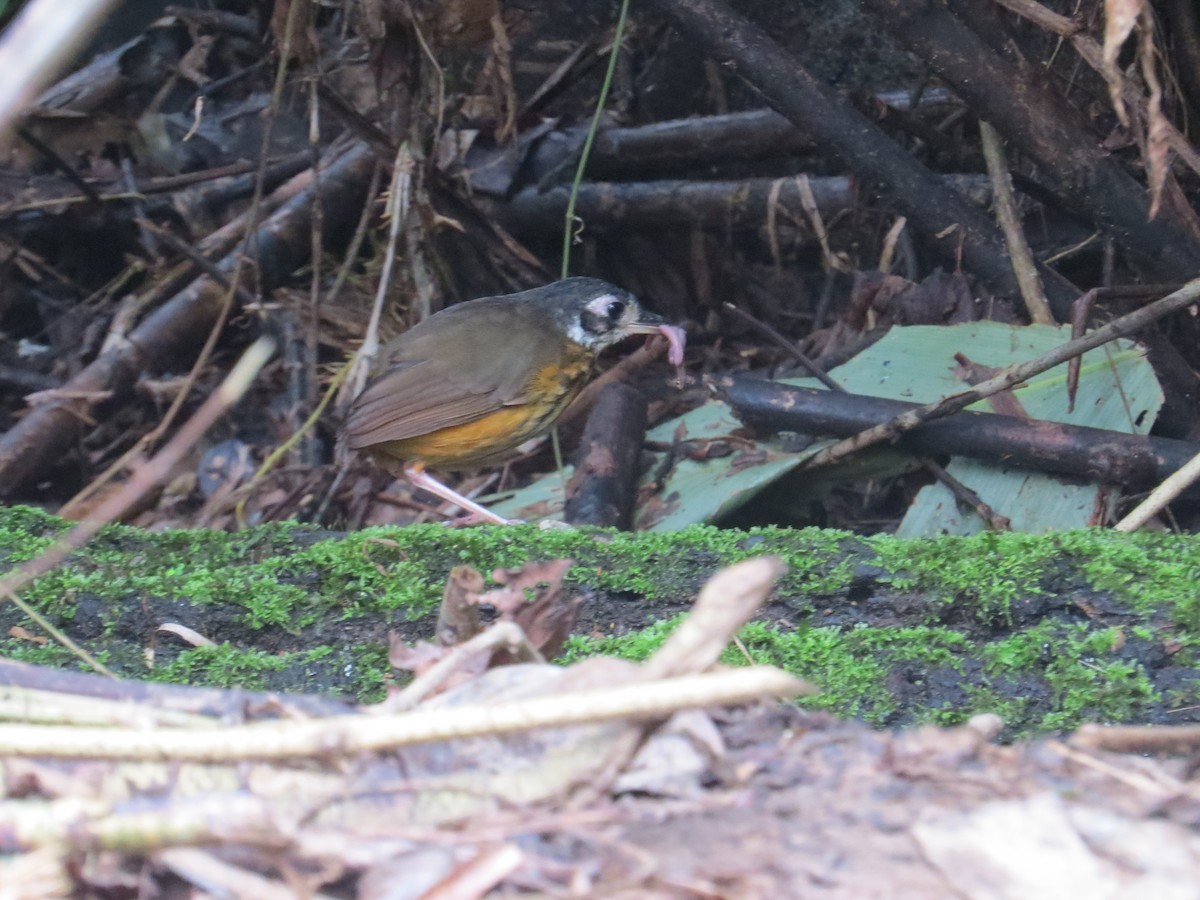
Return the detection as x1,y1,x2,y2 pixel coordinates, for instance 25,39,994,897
1,504,1198,737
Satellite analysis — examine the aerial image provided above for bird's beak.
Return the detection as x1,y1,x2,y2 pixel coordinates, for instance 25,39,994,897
622,311,686,366
621,309,665,337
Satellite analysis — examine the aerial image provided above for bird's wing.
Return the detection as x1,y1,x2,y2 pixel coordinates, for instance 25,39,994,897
341,303,549,448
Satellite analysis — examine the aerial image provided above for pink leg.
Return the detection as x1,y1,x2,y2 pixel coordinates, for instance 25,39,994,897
404,465,513,525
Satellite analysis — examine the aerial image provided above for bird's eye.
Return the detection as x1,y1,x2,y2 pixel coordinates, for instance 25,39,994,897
606,299,626,321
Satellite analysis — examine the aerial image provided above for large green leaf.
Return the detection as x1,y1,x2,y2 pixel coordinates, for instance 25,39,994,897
494,323,1162,532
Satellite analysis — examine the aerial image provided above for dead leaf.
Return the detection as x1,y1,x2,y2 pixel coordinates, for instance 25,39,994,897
8,626,47,645
1101,0,1145,126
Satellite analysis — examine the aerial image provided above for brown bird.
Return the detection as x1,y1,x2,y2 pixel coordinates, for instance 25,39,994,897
341,277,686,523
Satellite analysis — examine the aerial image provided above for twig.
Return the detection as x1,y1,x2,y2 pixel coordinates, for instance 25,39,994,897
0,666,804,761
0,339,276,675
800,278,1200,469
0,0,119,140
979,120,1053,324
1071,722,1200,755
1050,741,1184,797
723,302,842,390
337,142,412,414
919,456,1011,531
1114,449,1200,531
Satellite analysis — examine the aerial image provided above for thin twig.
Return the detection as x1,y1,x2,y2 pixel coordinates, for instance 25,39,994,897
979,120,1053,324
0,0,119,140
1114,449,1200,532
801,279,1200,469
723,302,842,390
1072,722,1200,755
0,666,803,761
0,339,276,675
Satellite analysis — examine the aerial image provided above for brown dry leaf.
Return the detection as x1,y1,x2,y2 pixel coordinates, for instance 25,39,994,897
7,626,47,645
418,0,498,49
488,11,518,142
951,353,1029,419
481,559,580,661
435,565,485,647
1101,0,1145,126
271,0,319,63
392,658,646,822
1139,13,1170,219
388,634,453,677
614,709,725,799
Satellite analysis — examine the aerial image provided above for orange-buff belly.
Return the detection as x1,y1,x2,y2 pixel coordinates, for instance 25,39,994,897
372,358,591,469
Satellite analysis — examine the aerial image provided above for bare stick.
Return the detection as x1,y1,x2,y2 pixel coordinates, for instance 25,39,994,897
0,0,118,141
0,667,805,761
801,278,1200,470
1115,449,1200,531
1072,722,1200,754
0,339,276,674
979,120,1053,324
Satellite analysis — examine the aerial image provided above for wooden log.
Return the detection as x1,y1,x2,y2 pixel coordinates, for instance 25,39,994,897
564,382,648,529
723,378,1198,490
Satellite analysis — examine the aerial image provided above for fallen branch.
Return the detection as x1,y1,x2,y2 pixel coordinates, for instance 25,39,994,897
0,667,803,762
644,0,1077,310
723,379,1194,490
792,278,1200,470
564,381,648,529
501,174,1000,234
861,0,1200,283
0,141,375,496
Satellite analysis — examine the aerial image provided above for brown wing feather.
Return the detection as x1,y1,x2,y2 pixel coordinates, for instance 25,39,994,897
342,300,554,449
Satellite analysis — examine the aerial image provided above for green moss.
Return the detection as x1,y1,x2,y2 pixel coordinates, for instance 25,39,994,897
563,610,1169,734
736,622,896,724
0,514,857,634
976,622,1160,731
870,531,1054,625
345,644,393,703
2,507,1198,735
0,636,80,668
561,616,680,664
1054,531,1200,629
149,644,337,692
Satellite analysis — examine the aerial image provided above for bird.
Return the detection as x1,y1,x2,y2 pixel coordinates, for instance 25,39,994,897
341,277,686,524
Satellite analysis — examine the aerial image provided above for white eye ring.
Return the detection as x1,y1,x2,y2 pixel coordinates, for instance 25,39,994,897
585,293,623,319
570,292,636,347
